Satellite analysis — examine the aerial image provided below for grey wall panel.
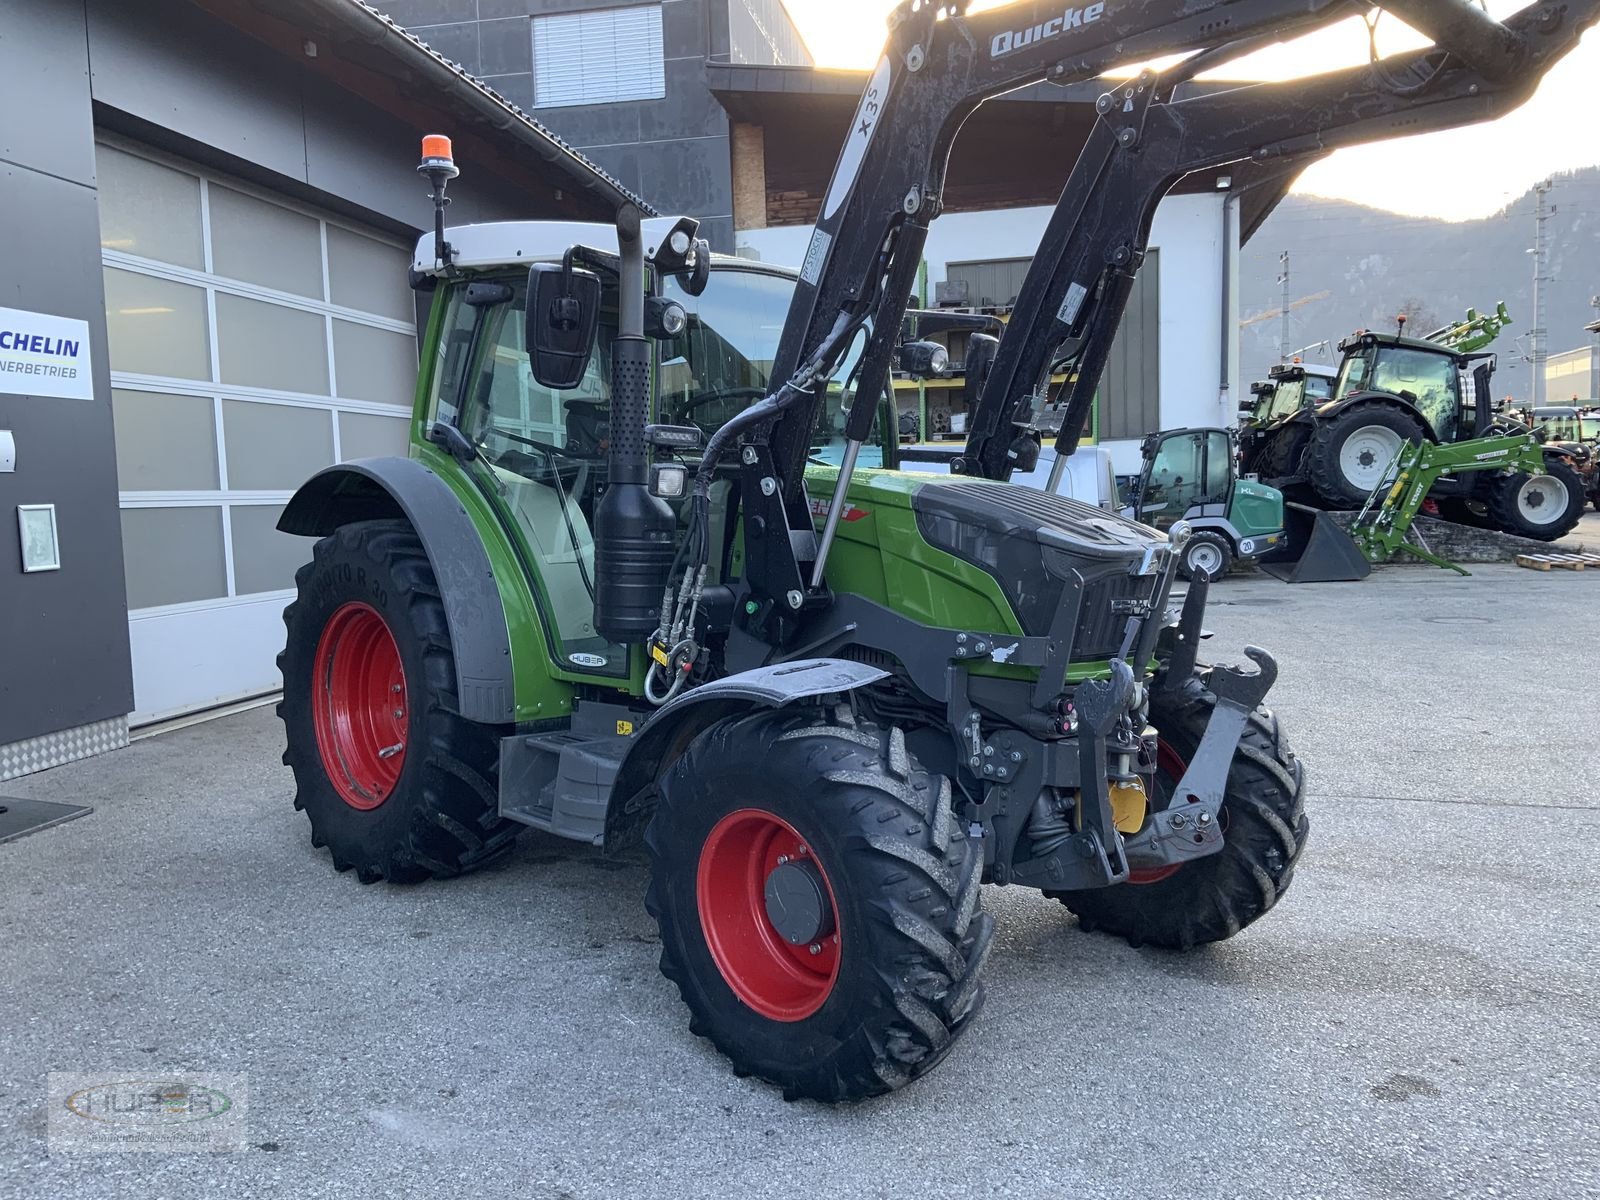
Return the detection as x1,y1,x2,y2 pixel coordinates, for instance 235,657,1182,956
483,73,535,113
384,0,479,25
1100,249,1161,441
663,1,710,61
0,0,97,186
478,17,533,77
536,103,646,152
296,72,524,231
408,21,484,76
0,159,135,742
631,136,733,238
637,59,729,142
86,0,310,186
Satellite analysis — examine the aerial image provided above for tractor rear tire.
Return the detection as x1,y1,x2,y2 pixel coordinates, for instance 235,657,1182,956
1485,459,1585,541
1178,530,1234,581
278,519,518,884
646,706,993,1102
1305,403,1425,509
1250,423,1309,485
1048,669,1308,949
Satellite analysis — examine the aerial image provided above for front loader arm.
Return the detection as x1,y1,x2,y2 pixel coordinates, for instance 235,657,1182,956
958,0,1600,482
760,0,1358,511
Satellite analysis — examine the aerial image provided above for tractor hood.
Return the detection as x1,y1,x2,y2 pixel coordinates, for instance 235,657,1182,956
807,469,1171,662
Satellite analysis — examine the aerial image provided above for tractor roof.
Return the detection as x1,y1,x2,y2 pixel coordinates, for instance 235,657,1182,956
413,221,794,277
1336,330,1469,360
1267,362,1337,380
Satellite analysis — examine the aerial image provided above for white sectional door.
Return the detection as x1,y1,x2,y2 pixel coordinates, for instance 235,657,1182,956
96,137,418,724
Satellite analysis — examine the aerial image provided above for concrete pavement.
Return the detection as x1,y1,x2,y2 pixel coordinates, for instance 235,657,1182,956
1,559,1596,1198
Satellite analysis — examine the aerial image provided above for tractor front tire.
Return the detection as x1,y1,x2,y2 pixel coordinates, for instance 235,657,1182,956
1305,403,1425,509
1049,670,1308,949
646,707,993,1102
278,519,518,884
1485,459,1585,541
1178,530,1234,581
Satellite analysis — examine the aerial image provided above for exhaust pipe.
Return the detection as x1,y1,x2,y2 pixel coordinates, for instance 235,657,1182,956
592,204,677,641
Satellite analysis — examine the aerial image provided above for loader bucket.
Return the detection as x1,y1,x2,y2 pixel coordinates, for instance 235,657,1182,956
1259,502,1372,583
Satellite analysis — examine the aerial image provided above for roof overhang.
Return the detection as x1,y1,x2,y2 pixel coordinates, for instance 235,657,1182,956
185,0,656,222
708,62,1306,234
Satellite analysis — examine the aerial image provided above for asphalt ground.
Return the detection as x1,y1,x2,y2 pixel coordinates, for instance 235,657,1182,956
3,543,1598,1198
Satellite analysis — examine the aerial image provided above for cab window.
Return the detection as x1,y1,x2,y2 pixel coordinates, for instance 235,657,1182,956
430,275,625,676
661,269,884,467
1264,379,1305,421
1337,346,1460,440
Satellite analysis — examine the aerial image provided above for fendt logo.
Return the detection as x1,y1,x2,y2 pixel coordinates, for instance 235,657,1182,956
990,2,1107,57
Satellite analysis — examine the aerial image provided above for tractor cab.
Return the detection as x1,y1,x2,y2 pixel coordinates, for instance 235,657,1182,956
1237,362,1337,469
1241,362,1337,427
409,220,899,678
1126,427,1283,579
1330,330,1488,443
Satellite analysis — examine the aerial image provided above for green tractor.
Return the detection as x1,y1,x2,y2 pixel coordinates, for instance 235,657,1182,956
272,0,1598,1101
1125,427,1286,580
1237,361,1337,477
1241,304,1587,539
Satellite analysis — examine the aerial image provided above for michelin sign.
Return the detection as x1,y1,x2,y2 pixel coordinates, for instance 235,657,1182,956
0,305,95,401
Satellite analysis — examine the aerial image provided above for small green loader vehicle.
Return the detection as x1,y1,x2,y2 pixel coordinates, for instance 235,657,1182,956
1125,427,1285,579
276,0,1600,1101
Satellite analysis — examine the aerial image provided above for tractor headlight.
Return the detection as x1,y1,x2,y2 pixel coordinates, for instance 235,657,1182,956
650,463,688,498
645,297,688,339
897,340,949,379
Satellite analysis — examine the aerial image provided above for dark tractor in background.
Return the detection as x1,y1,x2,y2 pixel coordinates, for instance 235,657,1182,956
1242,324,1586,540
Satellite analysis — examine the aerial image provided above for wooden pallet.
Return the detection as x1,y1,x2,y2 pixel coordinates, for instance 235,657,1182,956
1514,552,1600,571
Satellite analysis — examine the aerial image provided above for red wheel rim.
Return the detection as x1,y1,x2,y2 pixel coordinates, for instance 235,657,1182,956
1128,739,1192,885
696,810,841,1022
311,602,407,811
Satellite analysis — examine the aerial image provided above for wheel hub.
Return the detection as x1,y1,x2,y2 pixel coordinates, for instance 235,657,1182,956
763,860,834,946
696,810,842,1022
1517,474,1562,523
311,601,407,811
1188,542,1224,576
1339,426,1403,491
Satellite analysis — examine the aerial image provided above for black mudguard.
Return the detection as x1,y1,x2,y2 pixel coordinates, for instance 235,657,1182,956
278,457,516,725
603,659,891,853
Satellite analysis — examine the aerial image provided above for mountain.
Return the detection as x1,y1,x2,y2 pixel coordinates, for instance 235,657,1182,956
1239,167,1600,401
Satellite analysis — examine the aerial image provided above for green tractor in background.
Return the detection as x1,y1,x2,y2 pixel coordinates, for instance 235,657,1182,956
1240,304,1586,540
1125,427,1286,580
1236,361,1338,479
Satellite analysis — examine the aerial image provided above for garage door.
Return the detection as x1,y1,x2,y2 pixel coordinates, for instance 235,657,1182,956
96,137,418,724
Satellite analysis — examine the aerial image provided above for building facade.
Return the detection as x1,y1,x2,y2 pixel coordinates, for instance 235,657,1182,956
1,0,638,778
1544,343,1599,405
387,0,811,252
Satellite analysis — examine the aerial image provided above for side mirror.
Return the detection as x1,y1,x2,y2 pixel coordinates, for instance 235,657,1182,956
526,263,600,390
962,333,999,412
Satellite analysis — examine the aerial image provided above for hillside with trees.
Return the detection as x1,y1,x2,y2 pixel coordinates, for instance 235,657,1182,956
1240,167,1600,401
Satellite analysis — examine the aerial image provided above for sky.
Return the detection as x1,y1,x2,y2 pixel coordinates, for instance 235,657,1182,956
780,0,1599,221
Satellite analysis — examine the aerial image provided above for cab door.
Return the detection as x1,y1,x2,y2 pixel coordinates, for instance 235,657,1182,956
1135,431,1207,530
